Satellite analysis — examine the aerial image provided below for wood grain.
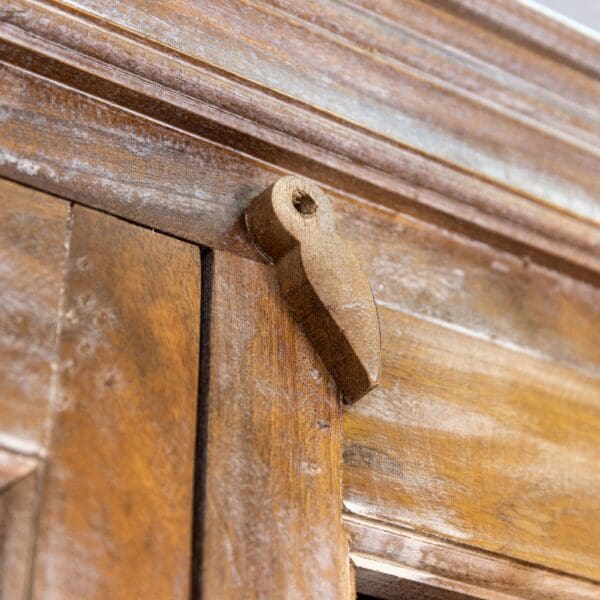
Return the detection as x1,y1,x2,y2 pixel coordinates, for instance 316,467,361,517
268,0,600,147
245,176,381,403
32,206,200,599
354,556,487,600
1,3,600,278
0,62,597,376
339,202,600,379
32,0,600,225
200,250,351,598
0,449,40,600
347,515,600,600
352,0,600,111
425,0,600,79
343,306,600,581
0,178,69,454
0,0,599,589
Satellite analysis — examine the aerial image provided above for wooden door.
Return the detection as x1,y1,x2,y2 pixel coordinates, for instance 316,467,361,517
0,179,352,598
0,181,201,598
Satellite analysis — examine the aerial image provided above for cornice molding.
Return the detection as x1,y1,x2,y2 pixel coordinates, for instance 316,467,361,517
1,0,599,277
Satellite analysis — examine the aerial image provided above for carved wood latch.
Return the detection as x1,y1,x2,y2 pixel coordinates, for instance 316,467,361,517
245,176,381,403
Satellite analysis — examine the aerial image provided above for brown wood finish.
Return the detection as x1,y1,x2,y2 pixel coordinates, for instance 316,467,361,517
246,176,381,403
353,0,600,110
0,55,599,584
18,0,600,226
1,0,600,595
0,178,69,454
32,206,201,599
347,516,600,600
343,305,600,580
0,45,598,356
200,250,352,598
1,1,600,278
423,0,600,79
0,63,597,374
0,449,40,600
271,0,600,145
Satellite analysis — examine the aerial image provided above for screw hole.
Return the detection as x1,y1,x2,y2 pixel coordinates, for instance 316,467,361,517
292,193,317,216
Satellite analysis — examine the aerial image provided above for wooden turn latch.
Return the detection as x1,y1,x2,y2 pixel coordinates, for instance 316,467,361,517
245,176,381,403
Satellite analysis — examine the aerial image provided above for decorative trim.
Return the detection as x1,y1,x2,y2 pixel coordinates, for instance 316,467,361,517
345,514,600,599
0,0,599,278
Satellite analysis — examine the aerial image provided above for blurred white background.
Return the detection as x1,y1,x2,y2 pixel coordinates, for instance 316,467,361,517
533,0,600,34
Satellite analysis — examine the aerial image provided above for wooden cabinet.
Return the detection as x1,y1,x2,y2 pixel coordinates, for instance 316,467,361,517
1,1,599,598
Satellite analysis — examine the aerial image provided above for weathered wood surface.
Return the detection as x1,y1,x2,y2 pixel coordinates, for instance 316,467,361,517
343,305,600,581
32,206,201,599
0,178,69,454
0,449,40,600
352,0,600,108
1,2,600,276
347,515,600,600
1,59,599,579
199,250,351,598
11,0,600,226
1,0,600,591
1,65,597,375
354,557,489,600
273,0,600,144
246,176,381,403
418,0,600,79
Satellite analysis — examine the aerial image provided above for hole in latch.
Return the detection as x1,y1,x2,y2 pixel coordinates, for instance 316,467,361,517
292,193,317,216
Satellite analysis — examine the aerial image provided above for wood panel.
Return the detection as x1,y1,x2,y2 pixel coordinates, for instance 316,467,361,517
199,250,351,598
0,178,69,454
34,0,600,225
340,204,600,378
32,206,200,599
343,305,600,580
0,62,598,375
0,449,40,600
2,6,600,278
347,516,600,600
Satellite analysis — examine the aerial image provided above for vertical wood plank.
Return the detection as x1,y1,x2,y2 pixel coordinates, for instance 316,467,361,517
32,206,201,599
0,179,69,453
199,250,351,599
0,449,39,600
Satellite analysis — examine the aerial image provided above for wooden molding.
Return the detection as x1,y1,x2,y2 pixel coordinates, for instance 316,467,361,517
0,0,599,279
346,514,600,600
422,0,600,79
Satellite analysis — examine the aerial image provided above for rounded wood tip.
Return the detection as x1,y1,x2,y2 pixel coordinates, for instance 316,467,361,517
245,176,381,403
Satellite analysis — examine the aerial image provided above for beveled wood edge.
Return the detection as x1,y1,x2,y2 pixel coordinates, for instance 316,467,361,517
0,447,39,492
352,555,500,600
0,0,599,281
344,513,600,600
0,449,42,600
429,0,600,79
265,0,600,146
